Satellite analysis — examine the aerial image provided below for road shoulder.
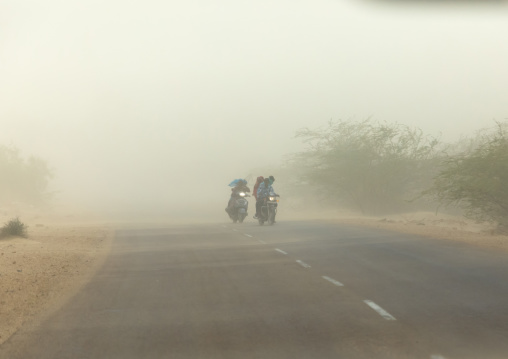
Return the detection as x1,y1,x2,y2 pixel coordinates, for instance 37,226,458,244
327,212,508,253
0,219,114,345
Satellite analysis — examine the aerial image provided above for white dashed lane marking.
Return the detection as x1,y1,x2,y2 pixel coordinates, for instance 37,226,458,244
364,300,396,321
322,276,344,287
223,223,446,358
296,260,311,268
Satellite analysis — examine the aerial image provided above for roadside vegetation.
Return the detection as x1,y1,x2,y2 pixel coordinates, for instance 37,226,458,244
276,119,508,233
425,122,508,233
286,119,441,215
0,217,28,238
0,145,53,205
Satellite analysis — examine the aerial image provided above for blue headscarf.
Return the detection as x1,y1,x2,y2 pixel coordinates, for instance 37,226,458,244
228,179,247,187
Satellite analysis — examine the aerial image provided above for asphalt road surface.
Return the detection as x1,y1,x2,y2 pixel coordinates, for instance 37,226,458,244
2,220,508,359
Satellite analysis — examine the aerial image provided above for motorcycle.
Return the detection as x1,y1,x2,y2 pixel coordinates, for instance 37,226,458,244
258,192,279,226
227,192,249,223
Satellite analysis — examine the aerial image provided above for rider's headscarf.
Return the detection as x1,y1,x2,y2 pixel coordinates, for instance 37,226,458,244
228,179,247,187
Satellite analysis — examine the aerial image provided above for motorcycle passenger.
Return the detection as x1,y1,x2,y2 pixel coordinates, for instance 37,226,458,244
252,176,264,201
254,177,274,219
226,179,250,214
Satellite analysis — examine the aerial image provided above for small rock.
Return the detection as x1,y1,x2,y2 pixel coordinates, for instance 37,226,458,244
17,269,22,273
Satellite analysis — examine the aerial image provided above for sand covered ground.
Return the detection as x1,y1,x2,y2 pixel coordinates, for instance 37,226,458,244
282,208,508,252
0,210,113,345
331,211,508,252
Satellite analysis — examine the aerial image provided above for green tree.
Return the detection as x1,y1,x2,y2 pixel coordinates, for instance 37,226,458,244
0,145,53,205
428,122,508,231
289,119,441,215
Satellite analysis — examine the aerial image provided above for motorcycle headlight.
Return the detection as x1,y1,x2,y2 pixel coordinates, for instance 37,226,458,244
269,196,275,201
239,192,246,197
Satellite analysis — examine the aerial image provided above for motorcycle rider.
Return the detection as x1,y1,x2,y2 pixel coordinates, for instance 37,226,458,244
226,179,250,214
254,177,274,219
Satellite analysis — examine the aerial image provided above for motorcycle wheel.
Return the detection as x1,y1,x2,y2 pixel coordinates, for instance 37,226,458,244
239,214,245,223
269,212,275,225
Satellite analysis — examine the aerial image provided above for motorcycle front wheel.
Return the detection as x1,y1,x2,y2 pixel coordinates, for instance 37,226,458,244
269,212,275,225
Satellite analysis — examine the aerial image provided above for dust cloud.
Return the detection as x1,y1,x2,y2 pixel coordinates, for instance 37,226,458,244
1,0,507,221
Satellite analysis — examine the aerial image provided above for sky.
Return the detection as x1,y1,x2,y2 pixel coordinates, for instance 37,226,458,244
1,0,507,214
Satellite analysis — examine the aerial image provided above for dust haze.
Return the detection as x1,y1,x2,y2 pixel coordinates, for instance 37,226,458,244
1,0,507,221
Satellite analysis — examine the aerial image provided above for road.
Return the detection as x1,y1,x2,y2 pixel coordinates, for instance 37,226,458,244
2,221,508,359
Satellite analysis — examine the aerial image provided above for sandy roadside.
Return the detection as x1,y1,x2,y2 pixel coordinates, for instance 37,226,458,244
0,214,114,345
330,212,508,253
282,209,508,252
